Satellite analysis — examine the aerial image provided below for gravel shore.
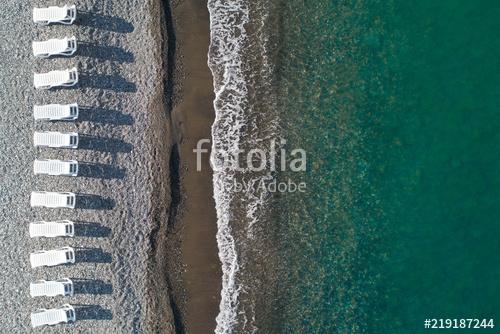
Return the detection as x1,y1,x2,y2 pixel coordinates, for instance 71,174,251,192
0,0,175,332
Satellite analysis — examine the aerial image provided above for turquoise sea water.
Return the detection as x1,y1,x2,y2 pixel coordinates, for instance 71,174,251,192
273,0,499,332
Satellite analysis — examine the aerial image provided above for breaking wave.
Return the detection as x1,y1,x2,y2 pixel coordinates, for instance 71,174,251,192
208,0,281,331
207,0,250,333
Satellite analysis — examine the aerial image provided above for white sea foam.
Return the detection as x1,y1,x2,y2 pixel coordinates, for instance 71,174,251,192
207,0,250,333
208,0,282,332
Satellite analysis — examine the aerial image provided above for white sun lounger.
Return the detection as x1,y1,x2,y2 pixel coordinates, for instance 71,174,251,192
30,247,75,269
33,132,79,148
33,37,77,58
34,159,79,176
33,5,77,25
34,103,79,121
30,278,74,297
30,191,76,209
29,220,75,238
31,304,76,328
34,67,78,89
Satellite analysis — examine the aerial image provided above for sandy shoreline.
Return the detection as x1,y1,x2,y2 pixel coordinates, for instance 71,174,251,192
0,0,219,332
153,0,222,333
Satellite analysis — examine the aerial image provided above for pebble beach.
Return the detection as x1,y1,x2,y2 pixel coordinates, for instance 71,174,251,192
0,0,178,332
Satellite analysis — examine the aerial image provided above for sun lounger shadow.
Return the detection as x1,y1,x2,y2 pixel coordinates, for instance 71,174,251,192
74,305,113,321
77,11,134,33
72,279,113,295
80,73,137,93
75,194,115,210
78,107,134,126
74,222,111,238
78,135,133,153
78,162,126,179
49,84,79,91
75,248,112,263
78,42,135,63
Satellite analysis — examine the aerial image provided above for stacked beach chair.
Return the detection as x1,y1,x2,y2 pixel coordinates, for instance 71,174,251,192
30,5,78,329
